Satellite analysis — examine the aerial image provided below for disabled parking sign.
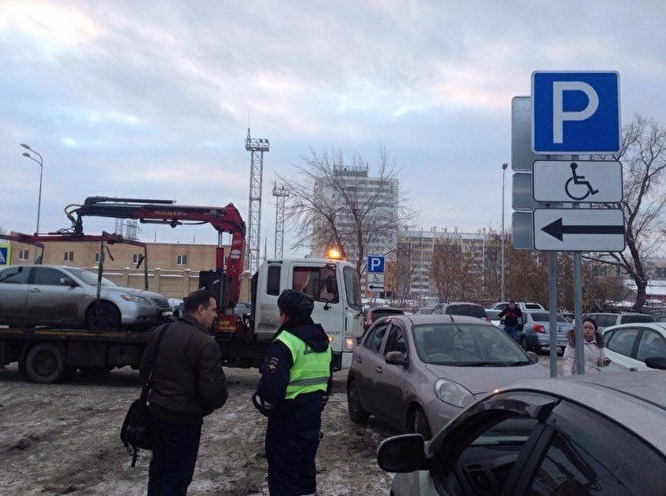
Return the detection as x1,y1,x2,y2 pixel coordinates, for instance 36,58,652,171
0,244,9,266
532,72,620,154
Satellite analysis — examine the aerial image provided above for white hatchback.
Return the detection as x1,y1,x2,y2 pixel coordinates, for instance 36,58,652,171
602,322,666,371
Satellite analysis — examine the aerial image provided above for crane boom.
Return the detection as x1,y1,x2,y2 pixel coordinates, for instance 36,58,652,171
65,196,246,308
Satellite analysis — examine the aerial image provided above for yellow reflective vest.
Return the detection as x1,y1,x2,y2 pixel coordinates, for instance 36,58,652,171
276,330,331,400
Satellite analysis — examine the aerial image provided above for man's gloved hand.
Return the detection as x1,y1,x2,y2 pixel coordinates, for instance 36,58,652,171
320,394,329,411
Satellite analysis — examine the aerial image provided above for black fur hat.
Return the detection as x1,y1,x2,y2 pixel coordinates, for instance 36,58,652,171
277,290,314,319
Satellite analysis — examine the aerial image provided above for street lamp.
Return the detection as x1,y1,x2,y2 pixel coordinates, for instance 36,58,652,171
501,162,508,302
20,143,44,235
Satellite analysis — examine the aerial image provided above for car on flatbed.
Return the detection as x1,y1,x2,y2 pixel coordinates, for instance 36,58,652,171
0,264,171,330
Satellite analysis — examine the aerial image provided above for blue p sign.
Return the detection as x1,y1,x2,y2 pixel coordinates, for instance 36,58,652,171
367,256,384,273
532,71,620,154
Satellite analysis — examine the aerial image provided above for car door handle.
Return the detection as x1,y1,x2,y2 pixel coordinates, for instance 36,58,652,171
375,365,382,373
29,288,41,293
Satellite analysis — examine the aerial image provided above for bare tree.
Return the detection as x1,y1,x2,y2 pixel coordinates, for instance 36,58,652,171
587,115,666,310
430,238,481,302
278,146,416,278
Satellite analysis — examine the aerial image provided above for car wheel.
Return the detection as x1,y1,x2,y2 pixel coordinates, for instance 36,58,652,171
347,380,370,424
410,406,432,440
519,336,529,352
85,302,121,330
25,343,64,384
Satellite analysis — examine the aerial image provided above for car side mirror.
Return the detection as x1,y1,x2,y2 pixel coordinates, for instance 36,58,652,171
385,350,408,366
645,357,666,370
377,433,426,472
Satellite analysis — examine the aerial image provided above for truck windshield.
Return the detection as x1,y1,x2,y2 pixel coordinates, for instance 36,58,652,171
343,266,362,311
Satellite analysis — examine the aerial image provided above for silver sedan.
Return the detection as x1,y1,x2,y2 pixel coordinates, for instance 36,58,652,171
0,264,171,330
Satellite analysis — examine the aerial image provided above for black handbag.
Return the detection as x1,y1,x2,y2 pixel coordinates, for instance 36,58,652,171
120,323,169,467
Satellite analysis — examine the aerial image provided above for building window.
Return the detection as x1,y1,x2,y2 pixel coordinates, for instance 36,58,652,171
132,253,141,264
176,255,187,266
94,252,101,263
63,251,74,262
18,249,29,261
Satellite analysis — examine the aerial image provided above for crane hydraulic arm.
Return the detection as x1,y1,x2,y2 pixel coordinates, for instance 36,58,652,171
65,196,246,307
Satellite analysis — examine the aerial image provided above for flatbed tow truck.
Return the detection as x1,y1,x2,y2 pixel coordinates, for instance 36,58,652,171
0,197,364,383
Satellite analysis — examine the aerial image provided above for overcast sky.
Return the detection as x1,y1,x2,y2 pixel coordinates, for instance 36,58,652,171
1,1,665,257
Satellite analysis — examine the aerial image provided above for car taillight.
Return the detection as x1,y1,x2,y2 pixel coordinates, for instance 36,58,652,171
533,324,545,333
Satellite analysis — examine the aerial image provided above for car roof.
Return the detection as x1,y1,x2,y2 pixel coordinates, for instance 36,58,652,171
602,322,666,335
396,314,491,326
498,372,666,450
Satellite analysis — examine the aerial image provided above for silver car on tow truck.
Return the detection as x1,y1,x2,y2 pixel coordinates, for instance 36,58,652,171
0,264,171,330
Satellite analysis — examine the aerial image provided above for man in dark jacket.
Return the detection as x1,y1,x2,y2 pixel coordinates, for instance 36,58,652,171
140,289,228,496
498,300,523,342
252,289,332,496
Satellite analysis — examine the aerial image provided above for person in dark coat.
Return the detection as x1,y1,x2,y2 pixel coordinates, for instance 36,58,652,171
498,300,523,342
140,289,228,496
252,289,332,496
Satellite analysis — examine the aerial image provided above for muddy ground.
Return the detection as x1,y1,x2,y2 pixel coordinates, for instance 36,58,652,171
0,365,395,496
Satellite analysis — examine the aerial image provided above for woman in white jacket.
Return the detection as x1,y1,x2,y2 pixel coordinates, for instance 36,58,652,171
562,317,610,375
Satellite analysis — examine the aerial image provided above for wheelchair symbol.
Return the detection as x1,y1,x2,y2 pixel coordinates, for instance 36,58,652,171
565,162,599,200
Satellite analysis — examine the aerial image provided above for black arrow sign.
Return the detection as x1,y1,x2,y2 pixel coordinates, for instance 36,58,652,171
368,284,384,290
542,218,624,241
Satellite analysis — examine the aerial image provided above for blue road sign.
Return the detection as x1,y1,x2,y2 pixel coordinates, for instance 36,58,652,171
532,71,620,154
0,246,8,266
367,256,385,273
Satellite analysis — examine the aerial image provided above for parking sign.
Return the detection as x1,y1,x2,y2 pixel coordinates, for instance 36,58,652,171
367,256,384,273
532,71,620,154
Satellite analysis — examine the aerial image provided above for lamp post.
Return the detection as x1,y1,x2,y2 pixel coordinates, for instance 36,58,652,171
500,162,508,302
20,143,44,235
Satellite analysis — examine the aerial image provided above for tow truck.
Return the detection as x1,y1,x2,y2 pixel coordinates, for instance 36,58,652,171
0,197,364,383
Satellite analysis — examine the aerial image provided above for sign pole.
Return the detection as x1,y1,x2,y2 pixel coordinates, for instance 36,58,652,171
548,252,558,377
573,251,585,375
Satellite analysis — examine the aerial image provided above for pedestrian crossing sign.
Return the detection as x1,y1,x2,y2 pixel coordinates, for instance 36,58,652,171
0,244,10,266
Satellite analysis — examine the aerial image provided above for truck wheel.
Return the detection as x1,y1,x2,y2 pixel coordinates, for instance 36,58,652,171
85,302,121,330
347,380,370,424
25,343,64,384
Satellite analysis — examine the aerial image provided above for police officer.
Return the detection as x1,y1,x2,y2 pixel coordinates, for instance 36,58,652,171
252,289,332,496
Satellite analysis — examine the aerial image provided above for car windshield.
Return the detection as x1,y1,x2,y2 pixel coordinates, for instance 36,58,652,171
66,267,117,287
413,323,530,366
622,314,655,324
530,312,568,323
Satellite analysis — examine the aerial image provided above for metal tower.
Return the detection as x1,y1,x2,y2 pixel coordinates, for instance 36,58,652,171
245,128,269,273
272,183,289,258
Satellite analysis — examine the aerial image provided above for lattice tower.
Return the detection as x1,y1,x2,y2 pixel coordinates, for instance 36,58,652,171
244,128,269,273
272,183,289,258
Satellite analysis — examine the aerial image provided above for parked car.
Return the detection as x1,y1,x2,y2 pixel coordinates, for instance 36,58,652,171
586,311,655,331
363,306,404,330
378,370,666,496
431,302,489,321
488,301,546,312
0,264,171,330
485,309,504,328
517,310,572,354
346,314,548,439
602,322,666,371
414,306,435,315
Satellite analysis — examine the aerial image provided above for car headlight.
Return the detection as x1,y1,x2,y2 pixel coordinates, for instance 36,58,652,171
434,379,474,408
121,294,150,305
